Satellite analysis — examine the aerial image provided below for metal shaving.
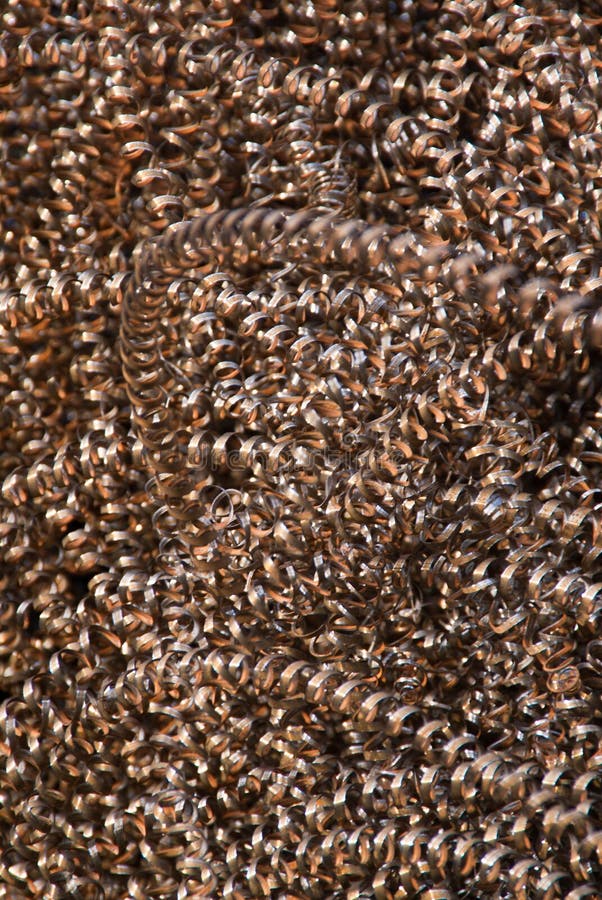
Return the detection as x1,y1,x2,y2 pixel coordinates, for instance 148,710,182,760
2,1,602,897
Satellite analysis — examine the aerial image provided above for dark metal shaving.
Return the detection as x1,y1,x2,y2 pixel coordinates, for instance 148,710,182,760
2,1,602,897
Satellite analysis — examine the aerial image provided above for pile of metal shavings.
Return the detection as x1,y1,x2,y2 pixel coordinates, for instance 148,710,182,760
3,0,602,897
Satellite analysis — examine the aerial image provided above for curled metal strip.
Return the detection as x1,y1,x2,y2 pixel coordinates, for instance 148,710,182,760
3,0,602,897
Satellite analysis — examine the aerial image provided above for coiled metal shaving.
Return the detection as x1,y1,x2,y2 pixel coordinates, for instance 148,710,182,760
2,1,602,897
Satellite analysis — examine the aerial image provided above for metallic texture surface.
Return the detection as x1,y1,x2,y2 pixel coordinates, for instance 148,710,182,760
2,1,602,897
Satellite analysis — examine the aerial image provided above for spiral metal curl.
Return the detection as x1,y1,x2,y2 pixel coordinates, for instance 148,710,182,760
3,0,602,898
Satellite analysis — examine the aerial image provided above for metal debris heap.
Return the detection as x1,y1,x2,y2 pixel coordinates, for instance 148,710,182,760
2,1,602,897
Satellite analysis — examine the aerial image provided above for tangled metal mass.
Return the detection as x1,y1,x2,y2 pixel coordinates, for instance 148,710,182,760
2,0,602,897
